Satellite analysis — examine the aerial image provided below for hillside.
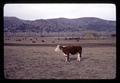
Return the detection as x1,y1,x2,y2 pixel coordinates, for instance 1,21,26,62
4,17,116,36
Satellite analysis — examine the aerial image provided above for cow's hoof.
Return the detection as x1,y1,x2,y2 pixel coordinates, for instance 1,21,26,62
65,60,70,62
77,60,81,62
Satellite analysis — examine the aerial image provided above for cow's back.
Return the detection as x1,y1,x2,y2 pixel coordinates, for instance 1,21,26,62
62,45,82,55
69,46,82,54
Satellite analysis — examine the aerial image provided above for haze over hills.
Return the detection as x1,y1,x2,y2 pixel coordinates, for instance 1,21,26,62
4,16,116,37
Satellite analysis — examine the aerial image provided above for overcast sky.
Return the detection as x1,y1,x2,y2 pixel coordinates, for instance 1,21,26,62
4,4,116,21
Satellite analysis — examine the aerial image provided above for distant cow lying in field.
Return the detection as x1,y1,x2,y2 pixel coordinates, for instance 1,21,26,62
55,45,82,62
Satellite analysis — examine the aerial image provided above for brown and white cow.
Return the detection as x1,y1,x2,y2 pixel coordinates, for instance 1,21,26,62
55,45,82,62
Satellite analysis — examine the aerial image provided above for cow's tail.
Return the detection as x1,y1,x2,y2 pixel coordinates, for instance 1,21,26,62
80,47,82,57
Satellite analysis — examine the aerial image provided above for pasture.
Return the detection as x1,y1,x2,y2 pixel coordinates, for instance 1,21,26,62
4,41,116,79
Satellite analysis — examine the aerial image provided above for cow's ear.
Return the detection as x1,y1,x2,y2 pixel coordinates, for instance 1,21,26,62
59,46,63,49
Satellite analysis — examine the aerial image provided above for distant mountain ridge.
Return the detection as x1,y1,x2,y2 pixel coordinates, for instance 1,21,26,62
4,17,116,35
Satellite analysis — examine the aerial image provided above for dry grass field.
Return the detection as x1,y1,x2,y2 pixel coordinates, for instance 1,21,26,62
4,41,116,79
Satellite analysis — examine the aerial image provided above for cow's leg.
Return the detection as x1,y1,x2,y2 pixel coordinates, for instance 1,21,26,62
64,54,69,62
77,53,81,61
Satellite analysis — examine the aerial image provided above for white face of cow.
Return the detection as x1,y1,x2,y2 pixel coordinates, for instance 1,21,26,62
54,45,61,52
